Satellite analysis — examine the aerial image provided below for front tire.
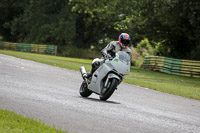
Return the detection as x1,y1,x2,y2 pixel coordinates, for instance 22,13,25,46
79,81,92,97
100,78,119,101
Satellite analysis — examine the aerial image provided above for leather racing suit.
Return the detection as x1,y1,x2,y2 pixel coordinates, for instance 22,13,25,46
101,41,132,59
87,41,132,78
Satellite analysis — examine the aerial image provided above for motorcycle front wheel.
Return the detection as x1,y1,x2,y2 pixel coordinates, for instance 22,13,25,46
80,81,92,97
100,78,119,101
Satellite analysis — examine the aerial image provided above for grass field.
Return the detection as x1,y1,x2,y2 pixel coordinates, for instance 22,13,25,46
0,109,65,133
0,50,200,100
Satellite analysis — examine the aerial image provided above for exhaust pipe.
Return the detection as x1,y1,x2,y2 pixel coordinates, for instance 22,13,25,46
80,66,87,79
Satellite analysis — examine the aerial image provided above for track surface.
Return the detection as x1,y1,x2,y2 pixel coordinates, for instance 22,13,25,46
0,54,200,133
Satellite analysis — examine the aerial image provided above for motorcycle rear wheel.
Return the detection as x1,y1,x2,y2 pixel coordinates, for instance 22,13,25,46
80,81,92,97
100,78,119,101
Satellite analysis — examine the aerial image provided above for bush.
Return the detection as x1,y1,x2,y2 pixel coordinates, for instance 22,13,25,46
136,38,155,56
152,40,170,56
58,45,101,59
131,47,144,67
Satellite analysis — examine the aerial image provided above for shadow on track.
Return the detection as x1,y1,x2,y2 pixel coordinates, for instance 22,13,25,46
79,96,121,104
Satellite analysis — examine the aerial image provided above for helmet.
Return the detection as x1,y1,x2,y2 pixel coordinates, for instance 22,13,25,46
118,33,131,48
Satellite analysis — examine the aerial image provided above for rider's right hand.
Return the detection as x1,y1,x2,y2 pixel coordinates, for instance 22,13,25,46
104,54,112,59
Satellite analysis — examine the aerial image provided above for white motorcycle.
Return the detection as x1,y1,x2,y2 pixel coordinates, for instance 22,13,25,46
80,51,130,101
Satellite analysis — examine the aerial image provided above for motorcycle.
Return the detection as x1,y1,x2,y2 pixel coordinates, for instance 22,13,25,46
79,51,131,101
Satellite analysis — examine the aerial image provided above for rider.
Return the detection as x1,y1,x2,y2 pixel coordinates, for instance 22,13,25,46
86,33,132,78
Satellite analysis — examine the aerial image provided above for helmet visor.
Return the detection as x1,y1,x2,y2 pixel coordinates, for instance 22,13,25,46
121,40,130,46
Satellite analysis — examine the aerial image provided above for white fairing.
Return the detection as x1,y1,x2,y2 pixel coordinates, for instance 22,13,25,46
110,51,130,75
88,51,131,94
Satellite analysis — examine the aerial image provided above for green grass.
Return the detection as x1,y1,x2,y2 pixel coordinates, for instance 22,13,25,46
0,108,65,133
125,68,200,100
0,50,200,100
0,50,92,71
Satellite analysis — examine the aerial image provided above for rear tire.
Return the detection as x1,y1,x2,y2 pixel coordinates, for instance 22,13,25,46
100,78,119,101
79,81,92,97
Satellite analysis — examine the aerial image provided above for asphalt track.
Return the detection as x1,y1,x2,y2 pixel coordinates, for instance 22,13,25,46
0,54,200,133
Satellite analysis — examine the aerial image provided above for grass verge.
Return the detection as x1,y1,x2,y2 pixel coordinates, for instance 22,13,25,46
0,50,200,100
0,108,65,133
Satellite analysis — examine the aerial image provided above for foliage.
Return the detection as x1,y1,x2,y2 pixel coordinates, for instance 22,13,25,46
9,0,75,46
0,0,25,41
136,38,154,57
137,0,200,60
130,47,144,67
69,0,122,49
58,45,101,59
0,0,200,60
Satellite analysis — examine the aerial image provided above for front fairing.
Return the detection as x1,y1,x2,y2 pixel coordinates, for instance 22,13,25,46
105,51,131,75
110,58,130,75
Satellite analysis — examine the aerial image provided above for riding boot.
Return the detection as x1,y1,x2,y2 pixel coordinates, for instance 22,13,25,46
86,63,97,79
86,72,92,78
86,68,95,79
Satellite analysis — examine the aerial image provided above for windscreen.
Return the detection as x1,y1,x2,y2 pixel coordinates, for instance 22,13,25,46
116,51,131,64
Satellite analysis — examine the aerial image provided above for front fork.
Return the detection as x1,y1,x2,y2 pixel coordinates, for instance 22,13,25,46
104,73,122,88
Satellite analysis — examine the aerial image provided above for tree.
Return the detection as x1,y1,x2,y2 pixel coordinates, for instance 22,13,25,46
0,0,25,41
1,0,199,60
134,0,200,60
10,0,76,46
69,0,120,49
164,0,200,60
